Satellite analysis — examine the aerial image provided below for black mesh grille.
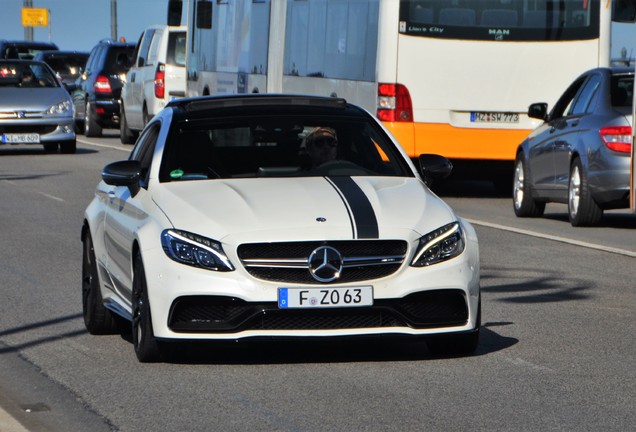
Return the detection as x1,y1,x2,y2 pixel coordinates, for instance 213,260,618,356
168,290,468,333
237,240,408,284
0,125,57,134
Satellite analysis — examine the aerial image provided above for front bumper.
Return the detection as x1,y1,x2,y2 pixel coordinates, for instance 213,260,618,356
0,117,75,145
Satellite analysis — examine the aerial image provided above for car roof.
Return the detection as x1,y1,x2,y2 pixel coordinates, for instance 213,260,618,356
0,40,59,49
166,94,370,126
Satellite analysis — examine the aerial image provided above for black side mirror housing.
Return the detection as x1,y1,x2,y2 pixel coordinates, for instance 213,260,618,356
102,160,142,196
418,154,453,186
528,103,548,121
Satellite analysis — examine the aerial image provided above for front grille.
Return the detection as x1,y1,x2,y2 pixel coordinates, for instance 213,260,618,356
237,240,408,284
168,290,468,333
0,125,57,134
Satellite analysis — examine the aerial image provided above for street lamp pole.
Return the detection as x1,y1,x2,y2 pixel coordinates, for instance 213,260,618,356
24,0,34,40
111,0,118,40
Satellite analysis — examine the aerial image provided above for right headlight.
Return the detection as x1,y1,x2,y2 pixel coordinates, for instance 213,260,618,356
410,222,465,267
161,229,234,271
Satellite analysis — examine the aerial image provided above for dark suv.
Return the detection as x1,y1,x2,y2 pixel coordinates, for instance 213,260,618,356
72,39,135,137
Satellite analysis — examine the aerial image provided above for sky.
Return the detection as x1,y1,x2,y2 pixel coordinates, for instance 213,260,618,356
1,0,636,59
0,0,174,52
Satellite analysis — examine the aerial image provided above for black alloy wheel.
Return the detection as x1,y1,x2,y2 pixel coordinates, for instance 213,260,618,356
132,252,163,362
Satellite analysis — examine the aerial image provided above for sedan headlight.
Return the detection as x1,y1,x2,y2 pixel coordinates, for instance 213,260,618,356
161,229,234,271
46,100,72,115
411,222,464,267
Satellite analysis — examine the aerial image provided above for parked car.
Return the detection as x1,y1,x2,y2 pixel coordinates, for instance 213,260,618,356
513,67,633,226
0,59,76,153
33,50,89,90
72,39,135,137
120,25,186,144
0,40,59,60
81,94,481,362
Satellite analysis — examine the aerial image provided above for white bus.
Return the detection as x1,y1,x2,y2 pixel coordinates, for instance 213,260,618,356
171,0,636,182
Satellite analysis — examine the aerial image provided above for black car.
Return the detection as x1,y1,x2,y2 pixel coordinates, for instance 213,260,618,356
0,40,59,60
33,50,89,90
72,39,135,137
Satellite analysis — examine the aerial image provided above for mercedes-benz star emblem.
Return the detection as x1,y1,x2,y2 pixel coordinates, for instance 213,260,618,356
308,246,343,283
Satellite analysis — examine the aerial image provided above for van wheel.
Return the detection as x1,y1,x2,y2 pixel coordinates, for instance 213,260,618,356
120,105,138,144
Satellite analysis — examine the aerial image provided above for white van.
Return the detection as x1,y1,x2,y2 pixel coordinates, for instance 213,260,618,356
120,25,186,143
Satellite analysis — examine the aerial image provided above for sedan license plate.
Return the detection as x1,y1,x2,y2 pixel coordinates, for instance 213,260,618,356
1,133,40,144
278,286,373,309
470,112,519,123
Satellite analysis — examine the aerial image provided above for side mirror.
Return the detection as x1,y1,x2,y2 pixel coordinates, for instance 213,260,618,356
102,160,141,195
418,154,452,186
528,103,548,121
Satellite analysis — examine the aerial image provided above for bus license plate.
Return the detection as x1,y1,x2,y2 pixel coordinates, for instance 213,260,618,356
278,286,373,309
1,133,40,144
470,112,519,123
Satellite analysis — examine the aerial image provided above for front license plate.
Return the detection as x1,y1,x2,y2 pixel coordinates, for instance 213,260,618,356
1,133,40,144
278,286,373,309
470,112,519,123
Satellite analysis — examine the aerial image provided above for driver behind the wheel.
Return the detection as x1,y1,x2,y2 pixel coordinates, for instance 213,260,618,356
305,127,338,167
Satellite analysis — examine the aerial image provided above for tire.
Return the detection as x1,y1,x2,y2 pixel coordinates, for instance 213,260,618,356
119,104,138,144
82,233,120,335
132,252,163,362
84,100,102,137
59,139,77,154
427,300,481,357
43,143,58,153
142,105,150,127
513,152,545,217
568,158,602,227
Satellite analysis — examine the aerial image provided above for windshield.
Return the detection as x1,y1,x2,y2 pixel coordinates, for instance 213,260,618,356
399,0,600,41
159,115,412,181
0,62,59,88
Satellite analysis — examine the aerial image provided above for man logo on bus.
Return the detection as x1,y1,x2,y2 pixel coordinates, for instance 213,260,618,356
489,29,510,40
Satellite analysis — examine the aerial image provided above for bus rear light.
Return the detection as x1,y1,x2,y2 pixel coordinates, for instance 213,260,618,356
377,83,413,122
155,63,166,99
94,75,112,94
600,126,632,153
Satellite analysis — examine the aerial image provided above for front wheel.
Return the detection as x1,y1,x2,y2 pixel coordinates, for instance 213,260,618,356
82,233,119,334
513,152,545,217
568,158,602,226
132,253,163,362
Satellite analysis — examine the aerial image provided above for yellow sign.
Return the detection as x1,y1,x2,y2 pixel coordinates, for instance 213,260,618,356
22,8,49,27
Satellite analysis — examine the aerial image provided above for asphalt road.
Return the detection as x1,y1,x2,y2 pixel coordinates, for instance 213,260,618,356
1,134,635,431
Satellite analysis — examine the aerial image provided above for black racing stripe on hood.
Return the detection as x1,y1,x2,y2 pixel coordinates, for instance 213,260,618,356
327,176,379,239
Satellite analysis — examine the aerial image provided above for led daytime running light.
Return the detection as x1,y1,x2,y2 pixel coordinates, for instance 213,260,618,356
411,222,464,267
162,229,234,271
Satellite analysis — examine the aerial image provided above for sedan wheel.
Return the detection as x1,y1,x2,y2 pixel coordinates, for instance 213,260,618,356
82,233,119,334
512,153,545,217
568,158,602,226
132,253,163,362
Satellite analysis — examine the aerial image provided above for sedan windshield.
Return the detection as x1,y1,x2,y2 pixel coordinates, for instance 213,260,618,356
159,116,412,181
0,62,59,88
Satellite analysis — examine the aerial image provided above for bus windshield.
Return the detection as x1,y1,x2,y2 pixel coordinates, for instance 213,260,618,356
399,0,600,41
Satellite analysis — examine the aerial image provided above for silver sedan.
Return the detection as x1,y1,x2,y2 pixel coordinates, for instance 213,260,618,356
513,67,632,226
0,59,76,154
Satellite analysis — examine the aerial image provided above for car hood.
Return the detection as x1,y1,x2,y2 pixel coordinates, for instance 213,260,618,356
152,176,457,244
0,88,71,111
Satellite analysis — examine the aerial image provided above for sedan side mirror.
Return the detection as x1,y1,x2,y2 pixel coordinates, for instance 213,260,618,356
418,154,452,186
528,103,548,121
102,160,141,196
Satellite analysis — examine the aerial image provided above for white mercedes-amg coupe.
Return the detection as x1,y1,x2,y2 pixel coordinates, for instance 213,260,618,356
82,94,480,362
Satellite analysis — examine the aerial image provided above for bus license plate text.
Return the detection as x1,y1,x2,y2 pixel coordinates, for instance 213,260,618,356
471,112,519,123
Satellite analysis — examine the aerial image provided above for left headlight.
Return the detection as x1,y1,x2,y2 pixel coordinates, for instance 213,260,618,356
46,100,72,115
161,229,234,271
411,222,465,267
